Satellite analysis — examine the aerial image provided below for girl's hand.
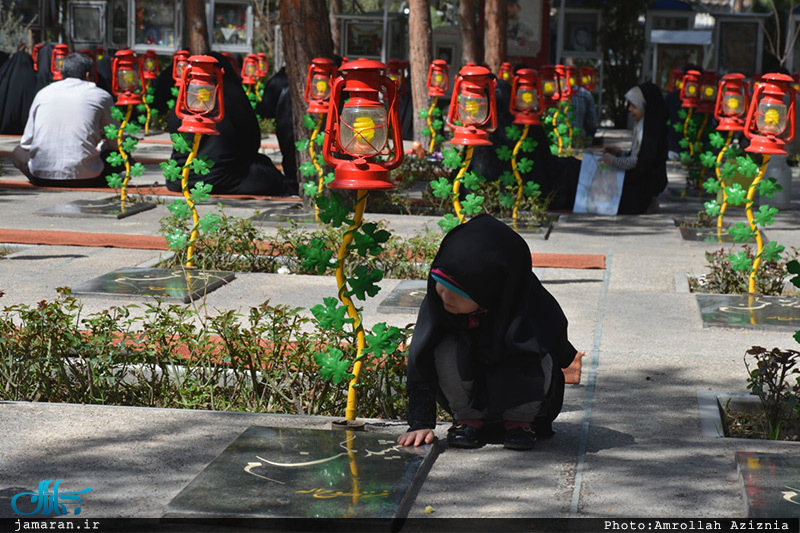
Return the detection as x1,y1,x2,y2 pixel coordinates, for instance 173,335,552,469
603,146,621,156
397,429,435,447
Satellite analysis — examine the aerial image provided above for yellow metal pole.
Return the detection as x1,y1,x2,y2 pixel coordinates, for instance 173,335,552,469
118,105,133,204
746,155,770,294
553,106,563,155
716,131,734,239
180,133,203,269
563,102,573,149
310,114,325,221
511,124,530,223
427,96,439,154
143,79,151,136
452,146,474,224
683,107,694,157
342,190,368,421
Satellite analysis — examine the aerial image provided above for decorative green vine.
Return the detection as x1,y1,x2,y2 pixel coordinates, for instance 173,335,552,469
419,101,445,154
543,102,573,155
105,106,145,206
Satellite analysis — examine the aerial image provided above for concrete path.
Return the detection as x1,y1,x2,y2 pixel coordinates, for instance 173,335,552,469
1,133,800,524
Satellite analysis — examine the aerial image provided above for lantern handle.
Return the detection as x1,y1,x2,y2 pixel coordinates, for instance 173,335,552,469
444,74,462,131
303,63,314,103
321,73,345,168
786,84,797,144
742,83,762,142
215,66,225,124
486,77,498,132
380,73,404,170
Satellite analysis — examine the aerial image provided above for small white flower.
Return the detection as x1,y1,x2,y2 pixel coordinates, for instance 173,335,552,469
277,266,291,275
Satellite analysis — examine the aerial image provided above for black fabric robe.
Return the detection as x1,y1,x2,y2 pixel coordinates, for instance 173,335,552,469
0,51,37,134
617,81,669,214
406,214,577,431
255,68,296,185
165,52,294,196
34,44,54,91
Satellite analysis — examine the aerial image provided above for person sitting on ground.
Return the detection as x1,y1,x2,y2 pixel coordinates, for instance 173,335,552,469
12,52,118,188
166,52,296,196
600,82,668,214
397,215,578,451
0,47,37,135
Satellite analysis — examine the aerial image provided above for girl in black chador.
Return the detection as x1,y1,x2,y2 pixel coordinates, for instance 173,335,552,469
397,215,578,451
0,50,37,134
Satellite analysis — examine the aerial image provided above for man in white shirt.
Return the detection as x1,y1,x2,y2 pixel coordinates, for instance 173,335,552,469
12,52,117,187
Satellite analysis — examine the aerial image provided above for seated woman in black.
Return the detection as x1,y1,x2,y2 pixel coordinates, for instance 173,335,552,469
166,52,296,196
598,82,668,214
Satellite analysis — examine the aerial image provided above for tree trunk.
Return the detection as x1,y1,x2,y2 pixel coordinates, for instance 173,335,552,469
280,0,334,198
330,0,343,56
458,0,479,65
483,0,506,74
184,0,210,55
408,0,432,144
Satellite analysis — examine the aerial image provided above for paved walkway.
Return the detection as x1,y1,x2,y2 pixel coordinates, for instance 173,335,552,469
1,131,800,524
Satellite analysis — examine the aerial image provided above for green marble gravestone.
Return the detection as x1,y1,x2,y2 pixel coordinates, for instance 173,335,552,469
696,293,800,330
163,426,439,522
72,267,235,303
737,452,800,518
36,197,156,219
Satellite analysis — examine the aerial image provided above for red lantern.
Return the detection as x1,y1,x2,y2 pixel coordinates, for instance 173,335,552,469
140,50,159,81
426,59,449,97
792,73,800,93
679,69,702,108
667,68,683,92
50,44,70,81
387,58,406,94
564,65,579,96
714,73,748,132
697,70,719,114
743,72,796,155
539,65,563,103
554,65,574,101
498,62,513,82
172,50,190,85
175,55,226,136
579,66,598,92
446,65,497,146
111,50,145,106
257,52,269,78
510,69,544,126
321,59,403,190
304,57,336,114
32,43,43,72
240,54,259,85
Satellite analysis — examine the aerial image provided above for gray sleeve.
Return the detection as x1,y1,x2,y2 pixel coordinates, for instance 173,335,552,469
611,150,638,170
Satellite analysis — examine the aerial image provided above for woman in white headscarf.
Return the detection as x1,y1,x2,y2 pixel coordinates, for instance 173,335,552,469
600,82,668,213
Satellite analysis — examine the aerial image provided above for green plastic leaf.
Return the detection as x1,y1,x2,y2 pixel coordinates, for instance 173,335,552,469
759,240,785,262
171,86,180,97
296,239,335,274
431,119,444,131
160,159,183,182
303,114,318,130
499,171,516,187
725,183,747,207
728,222,754,243
311,297,354,331
364,322,402,357
523,181,540,197
431,107,442,117
720,161,738,180
678,138,690,149
111,107,125,122
106,152,124,168
104,124,119,140
302,181,319,197
496,145,513,162
519,137,537,152
757,177,781,199
794,330,800,345
144,94,154,105
754,205,778,227
190,182,213,204
313,347,353,384
517,158,534,174
709,131,726,149
700,151,718,168
461,193,484,216
314,131,326,147
130,162,146,178
316,193,352,228
556,123,569,134
295,139,310,152
199,212,222,234
123,122,141,136
438,213,459,233
704,200,722,217
299,161,318,177
137,114,147,125
736,156,759,178
323,172,335,186
190,157,214,176
499,192,515,208
442,146,462,169
105,173,123,189
702,178,721,195
462,171,484,190
121,137,138,153
166,229,188,251
673,122,684,133
349,222,391,257
345,265,384,300
136,104,146,114
728,251,752,273
167,199,191,220
171,133,192,154
787,259,800,288
418,109,429,119
505,125,522,141
430,177,453,199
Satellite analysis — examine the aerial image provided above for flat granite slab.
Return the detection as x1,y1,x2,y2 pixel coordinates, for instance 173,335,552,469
35,197,157,219
677,225,761,243
696,293,800,330
72,267,235,303
163,426,439,521
377,280,427,314
737,452,800,518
